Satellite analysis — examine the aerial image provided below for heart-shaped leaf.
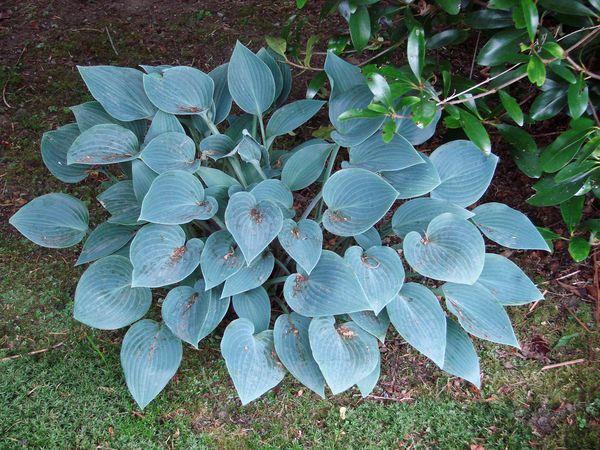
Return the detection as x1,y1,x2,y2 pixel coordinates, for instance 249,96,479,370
324,51,364,99
281,141,334,191
140,170,217,224
199,134,236,161
209,63,233,124
278,219,323,274
232,287,271,333
356,352,380,397
395,106,441,145
273,313,326,397
284,250,370,316
266,99,325,138
120,319,182,409
381,153,441,199
348,310,390,343
200,230,246,289
354,227,381,249
348,133,423,172
71,101,147,140
344,245,405,314
251,179,293,212
309,316,379,394
161,280,230,348
74,255,151,329
98,181,142,226
41,123,88,183
403,213,485,284
222,252,274,297
10,193,88,248
323,168,397,237
441,318,480,387
139,132,200,173
386,282,447,366
67,124,139,165
392,198,474,238
144,110,185,144
76,222,136,266
130,224,203,288
221,318,286,405
225,191,283,264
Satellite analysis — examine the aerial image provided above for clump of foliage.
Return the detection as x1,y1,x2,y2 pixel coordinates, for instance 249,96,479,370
10,42,550,409
285,0,599,261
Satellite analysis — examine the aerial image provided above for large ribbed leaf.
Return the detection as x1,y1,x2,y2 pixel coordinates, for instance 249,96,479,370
392,198,474,238
281,141,334,191
139,132,200,173
443,282,519,347
144,110,184,144
476,254,543,306
221,318,286,405
309,317,379,394
139,171,217,224
387,283,446,366
228,41,276,115
354,227,381,249
251,179,293,212
225,192,283,264
441,318,481,387
208,63,233,124
67,124,139,165
395,107,441,145
235,132,263,165
471,202,550,251
76,222,136,266
71,101,146,140
322,168,397,236
131,160,158,202
356,351,380,397
429,140,498,207
257,48,283,102
348,133,423,172
278,219,323,275
200,230,245,289
324,51,364,98
120,320,182,409
274,313,326,397
130,224,203,287
197,166,240,189
381,153,441,199
349,310,390,343
266,99,325,138
222,252,274,297
161,280,229,348
143,66,214,115
344,245,405,314
199,134,236,161
232,287,271,333
77,66,156,121
74,255,151,329
9,193,88,248
284,250,370,316
41,123,88,183
403,213,485,284
97,181,141,226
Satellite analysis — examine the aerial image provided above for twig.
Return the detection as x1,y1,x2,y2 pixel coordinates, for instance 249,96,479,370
0,342,64,362
537,270,580,285
469,32,481,79
358,40,404,67
105,26,119,56
564,305,592,332
594,251,600,323
366,394,413,402
565,56,600,80
590,99,600,127
541,358,585,371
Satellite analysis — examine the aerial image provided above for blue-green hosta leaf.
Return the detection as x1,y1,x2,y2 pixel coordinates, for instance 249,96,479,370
232,287,271,333
139,132,200,173
221,318,286,405
225,192,283,264
131,160,158,202
442,318,480,388
235,132,264,164
324,51,364,98
403,213,485,284
41,123,88,183
251,179,294,215
9,193,88,248
257,48,283,103
386,283,447,367
222,252,274,297
442,282,519,348
77,66,156,121
354,227,381,249
344,245,405,314
143,66,214,115
74,255,151,329
275,57,292,106
330,85,385,147
323,168,397,236
121,319,182,409
349,310,390,343
429,140,498,207
395,107,441,145
98,181,142,226
71,101,147,140
274,313,326,397
67,124,139,165
471,202,550,251
197,166,241,189
161,280,230,348
140,65,172,74
144,110,185,144
266,99,325,138
392,198,474,238
309,316,379,394
348,133,423,172
381,153,441,199
228,41,276,115
199,134,236,161
208,63,233,124
281,141,334,191
139,171,217,224
76,222,136,266
356,352,380,397
130,224,203,288
278,219,323,275
284,250,370,316
200,230,246,289
476,254,543,306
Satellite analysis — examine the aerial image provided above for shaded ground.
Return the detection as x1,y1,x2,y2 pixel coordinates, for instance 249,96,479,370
0,1,598,448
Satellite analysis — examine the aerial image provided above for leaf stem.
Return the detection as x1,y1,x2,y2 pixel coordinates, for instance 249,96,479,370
300,190,323,221
274,257,291,275
316,144,340,220
200,111,221,135
227,157,248,188
266,275,289,287
211,215,226,230
258,114,267,146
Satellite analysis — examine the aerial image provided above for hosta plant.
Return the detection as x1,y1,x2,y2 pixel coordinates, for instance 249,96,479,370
10,42,550,408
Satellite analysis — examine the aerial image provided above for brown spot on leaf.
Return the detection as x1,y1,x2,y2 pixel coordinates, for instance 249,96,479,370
249,207,263,223
337,325,356,339
170,245,187,263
